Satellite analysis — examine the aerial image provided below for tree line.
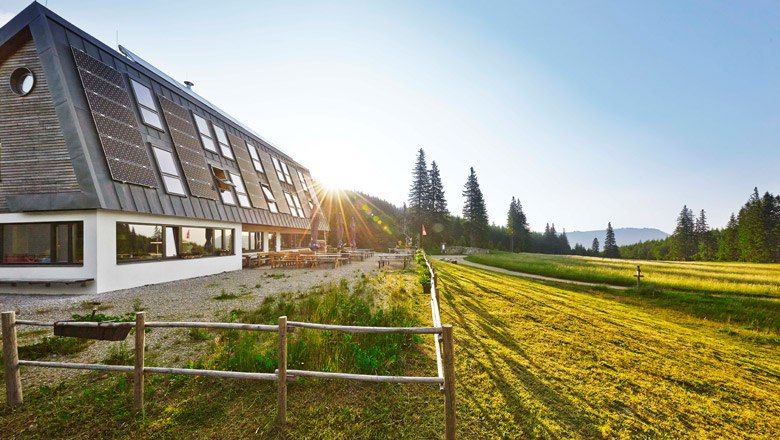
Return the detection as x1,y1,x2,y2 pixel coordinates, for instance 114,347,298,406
620,188,780,263
405,149,622,257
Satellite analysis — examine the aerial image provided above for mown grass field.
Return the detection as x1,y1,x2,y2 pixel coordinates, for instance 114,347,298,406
3,261,780,438
466,252,780,297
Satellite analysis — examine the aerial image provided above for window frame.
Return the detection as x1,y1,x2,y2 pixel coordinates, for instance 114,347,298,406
0,222,84,266
152,147,186,196
247,143,264,173
272,157,287,183
212,125,235,160
261,184,279,213
116,221,234,263
230,172,251,208
129,79,165,131
192,113,218,153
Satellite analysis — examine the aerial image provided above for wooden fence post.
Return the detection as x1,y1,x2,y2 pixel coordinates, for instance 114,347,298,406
442,324,456,440
2,311,23,407
134,312,145,415
277,315,288,427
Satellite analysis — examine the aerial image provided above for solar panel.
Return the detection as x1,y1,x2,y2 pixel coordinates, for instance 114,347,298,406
227,132,267,209
71,48,157,188
158,96,218,200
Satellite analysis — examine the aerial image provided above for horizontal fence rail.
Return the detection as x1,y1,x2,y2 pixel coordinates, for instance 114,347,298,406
2,293,456,439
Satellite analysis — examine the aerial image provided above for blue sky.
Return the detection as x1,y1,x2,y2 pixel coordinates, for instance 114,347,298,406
2,1,778,232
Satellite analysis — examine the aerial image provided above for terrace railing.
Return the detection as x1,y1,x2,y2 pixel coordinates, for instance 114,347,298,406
1,272,456,439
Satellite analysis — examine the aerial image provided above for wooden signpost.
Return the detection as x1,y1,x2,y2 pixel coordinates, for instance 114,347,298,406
634,265,644,288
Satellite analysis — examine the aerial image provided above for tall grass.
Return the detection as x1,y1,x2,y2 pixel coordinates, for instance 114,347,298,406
201,278,422,375
466,251,780,296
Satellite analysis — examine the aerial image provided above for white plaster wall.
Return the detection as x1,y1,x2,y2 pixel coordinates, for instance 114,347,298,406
0,211,98,295
94,210,242,293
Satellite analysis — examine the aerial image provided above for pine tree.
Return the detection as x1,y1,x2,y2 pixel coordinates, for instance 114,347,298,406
694,209,715,260
506,197,530,253
603,222,620,258
591,237,600,255
408,149,430,242
428,160,448,220
718,213,740,261
559,230,571,254
462,167,488,247
671,205,696,260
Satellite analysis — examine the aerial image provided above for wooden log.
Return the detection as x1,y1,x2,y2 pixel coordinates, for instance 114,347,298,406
18,360,134,372
143,367,276,380
145,321,277,332
14,320,54,327
282,369,444,384
287,321,441,334
277,316,288,427
442,324,456,440
2,311,23,407
134,312,145,415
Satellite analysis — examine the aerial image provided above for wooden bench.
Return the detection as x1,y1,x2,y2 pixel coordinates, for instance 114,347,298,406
0,278,95,288
377,255,412,269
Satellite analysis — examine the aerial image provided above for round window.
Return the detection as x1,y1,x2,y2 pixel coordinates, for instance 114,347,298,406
10,68,35,96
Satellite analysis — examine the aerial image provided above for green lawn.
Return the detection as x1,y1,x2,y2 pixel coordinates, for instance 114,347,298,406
466,252,780,297
3,262,780,438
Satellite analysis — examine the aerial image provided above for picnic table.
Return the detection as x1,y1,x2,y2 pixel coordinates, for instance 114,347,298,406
377,254,413,269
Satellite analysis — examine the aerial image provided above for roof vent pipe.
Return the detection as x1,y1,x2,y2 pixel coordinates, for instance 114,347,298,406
184,80,194,89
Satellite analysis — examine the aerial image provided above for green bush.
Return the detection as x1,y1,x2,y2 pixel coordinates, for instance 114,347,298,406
203,278,421,375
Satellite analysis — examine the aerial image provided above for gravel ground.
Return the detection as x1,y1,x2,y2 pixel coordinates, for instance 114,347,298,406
0,258,379,389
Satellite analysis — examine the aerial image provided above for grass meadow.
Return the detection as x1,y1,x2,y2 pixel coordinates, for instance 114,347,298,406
2,260,780,438
466,252,780,297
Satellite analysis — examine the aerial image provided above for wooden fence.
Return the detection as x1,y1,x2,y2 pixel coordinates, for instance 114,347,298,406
2,253,455,437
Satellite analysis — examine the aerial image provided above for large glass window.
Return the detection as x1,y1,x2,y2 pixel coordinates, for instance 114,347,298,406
130,79,164,131
230,172,251,208
280,162,293,184
192,113,217,153
247,143,264,173
242,231,263,252
284,192,304,217
210,166,236,205
212,126,235,160
152,147,186,196
117,222,233,262
0,222,83,265
261,184,279,213
291,193,306,218
296,169,309,192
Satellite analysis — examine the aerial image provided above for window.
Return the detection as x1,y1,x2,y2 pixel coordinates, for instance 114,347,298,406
247,143,264,173
117,222,233,262
283,192,299,217
272,157,286,183
291,194,306,217
152,147,186,195
281,162,293,184
242,231,263,252
230,172,251,208
210,166,236,205
192,114,217,153
296,170,309,192
261,184,279,213
0,222,83,265
10,67,35,96
130,79,164,131
212,126,235,160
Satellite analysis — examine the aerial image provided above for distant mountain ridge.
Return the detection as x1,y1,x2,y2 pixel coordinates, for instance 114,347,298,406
565,228,670,248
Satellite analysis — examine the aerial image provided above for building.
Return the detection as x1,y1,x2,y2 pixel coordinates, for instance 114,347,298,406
0,3,327,294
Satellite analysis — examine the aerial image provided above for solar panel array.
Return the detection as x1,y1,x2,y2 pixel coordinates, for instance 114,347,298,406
227,132,267,209
158,96,218,200
72,48,158,188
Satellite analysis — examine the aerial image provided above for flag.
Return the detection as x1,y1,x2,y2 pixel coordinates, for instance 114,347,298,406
422,224,427,236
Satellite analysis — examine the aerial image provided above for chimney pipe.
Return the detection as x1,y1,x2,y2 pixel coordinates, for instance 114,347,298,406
184,80,194,89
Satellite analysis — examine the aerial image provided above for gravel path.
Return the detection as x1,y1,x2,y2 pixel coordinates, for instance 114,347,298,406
0,258,379,389
444,255,629,290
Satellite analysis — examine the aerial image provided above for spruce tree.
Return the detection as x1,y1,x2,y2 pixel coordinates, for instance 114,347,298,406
462,167,488,247
718,213,740,261
591,237,600,255
694,209,715,260
603,222,620,258
506,197,530,253
408,149,430,242
671,205,696,260
559,230,571,254
428,161,448,219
